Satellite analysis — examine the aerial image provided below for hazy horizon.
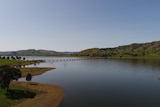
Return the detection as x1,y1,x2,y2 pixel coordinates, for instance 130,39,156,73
0,0,159,51
0,40,159,52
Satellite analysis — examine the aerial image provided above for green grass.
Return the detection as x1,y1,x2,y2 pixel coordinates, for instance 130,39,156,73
0,59,37,67
0,88,20,107
0,87,37,107
0,59,22,66
0,58,55,107
0,59,45,107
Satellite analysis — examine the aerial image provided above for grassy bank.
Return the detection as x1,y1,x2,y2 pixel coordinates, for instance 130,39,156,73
0,81,63,107
0,59,26,66
0,59,63,107
11,81,63,107
0,59,43,67
0,86,37,107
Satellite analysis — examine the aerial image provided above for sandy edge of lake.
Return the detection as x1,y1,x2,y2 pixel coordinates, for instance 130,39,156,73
10,68,64,107
10,81,64,107
20,67,55,78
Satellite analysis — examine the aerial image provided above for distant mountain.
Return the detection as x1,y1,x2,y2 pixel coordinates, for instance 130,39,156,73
0,49,63,56
76,40,160,58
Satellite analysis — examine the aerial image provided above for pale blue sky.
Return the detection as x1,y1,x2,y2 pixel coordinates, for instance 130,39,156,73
0,0,160,52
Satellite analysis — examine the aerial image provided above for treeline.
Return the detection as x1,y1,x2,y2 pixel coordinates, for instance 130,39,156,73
75,41,160,58
0,56,26,60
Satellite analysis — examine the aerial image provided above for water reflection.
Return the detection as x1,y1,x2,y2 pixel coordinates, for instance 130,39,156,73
120,58,160,71
21,57,160,107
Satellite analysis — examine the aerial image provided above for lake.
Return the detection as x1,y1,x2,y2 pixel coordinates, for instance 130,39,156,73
20,57,160,107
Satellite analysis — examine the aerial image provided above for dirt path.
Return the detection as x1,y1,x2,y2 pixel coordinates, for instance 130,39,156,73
10,81,63,107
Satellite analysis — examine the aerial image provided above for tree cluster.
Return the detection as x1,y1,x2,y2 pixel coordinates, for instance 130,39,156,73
0,56,25,60
0,65,22,90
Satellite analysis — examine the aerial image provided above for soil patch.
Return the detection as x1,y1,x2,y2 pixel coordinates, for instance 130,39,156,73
10,81,63,107
20,67,55,78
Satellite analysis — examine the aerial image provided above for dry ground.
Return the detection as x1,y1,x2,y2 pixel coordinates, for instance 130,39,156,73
20,67,55,78
10,81,63,107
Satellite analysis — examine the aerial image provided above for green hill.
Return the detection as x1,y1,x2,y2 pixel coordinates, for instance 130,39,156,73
76,40,160,58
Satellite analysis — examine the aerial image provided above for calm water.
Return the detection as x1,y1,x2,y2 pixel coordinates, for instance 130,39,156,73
20,57,160,107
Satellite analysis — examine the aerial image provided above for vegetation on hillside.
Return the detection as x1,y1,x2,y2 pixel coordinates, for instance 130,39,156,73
76,41,160,58
0,40,160,58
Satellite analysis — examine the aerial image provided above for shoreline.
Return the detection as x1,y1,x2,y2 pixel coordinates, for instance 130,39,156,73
10,67,63,107
20,67,55,78
10,81,63,107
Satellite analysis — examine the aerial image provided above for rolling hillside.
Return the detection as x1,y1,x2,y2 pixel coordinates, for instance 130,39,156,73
1,40,160,58
76,41,160,58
